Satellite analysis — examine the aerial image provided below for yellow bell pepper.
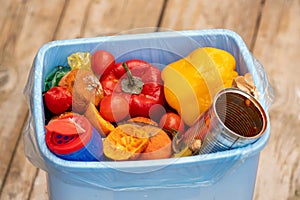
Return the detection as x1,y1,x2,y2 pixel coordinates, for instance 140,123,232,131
161,47,238,126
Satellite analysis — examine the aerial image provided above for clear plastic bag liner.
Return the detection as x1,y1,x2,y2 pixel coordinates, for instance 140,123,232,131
23,29,274,191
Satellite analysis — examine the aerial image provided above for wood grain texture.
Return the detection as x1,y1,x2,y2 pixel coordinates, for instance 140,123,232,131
29,170,48,200
82,0,164,37
53,0,91,40
0,0,27,187
0,0,66,199
253,0,300,199
160,0,262,48
55,0,165,39
0,139,38,200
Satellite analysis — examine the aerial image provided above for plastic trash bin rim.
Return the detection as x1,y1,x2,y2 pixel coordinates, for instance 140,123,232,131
32,29,271,171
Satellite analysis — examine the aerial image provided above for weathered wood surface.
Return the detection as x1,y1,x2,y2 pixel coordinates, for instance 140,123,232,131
0,1,66,200
253,0,300,199
0,0,299,200
160,0,263,49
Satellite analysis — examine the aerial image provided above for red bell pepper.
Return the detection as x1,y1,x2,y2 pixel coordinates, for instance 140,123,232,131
100,59,165,118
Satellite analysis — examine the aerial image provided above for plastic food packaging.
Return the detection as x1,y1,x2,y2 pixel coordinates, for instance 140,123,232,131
45,114,103,161
23,29,274,200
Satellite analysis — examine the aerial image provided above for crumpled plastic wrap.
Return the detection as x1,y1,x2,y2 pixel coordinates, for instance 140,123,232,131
22,29,274,192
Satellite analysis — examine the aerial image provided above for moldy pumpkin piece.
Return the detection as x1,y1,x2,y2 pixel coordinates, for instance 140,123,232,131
103,124,149,161
139,126,172,160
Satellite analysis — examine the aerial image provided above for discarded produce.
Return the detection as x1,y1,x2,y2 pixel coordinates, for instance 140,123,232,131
43,47,262,162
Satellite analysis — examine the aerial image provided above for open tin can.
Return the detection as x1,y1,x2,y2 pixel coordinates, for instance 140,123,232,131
186,88,268,154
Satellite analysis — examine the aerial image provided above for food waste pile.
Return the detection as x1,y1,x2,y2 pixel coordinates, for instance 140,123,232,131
43,47,258,161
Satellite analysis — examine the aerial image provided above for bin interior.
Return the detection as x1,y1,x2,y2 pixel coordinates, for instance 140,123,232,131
32,29,270,190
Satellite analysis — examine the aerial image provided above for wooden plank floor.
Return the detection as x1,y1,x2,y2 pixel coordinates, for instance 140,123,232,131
0,0,299,199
